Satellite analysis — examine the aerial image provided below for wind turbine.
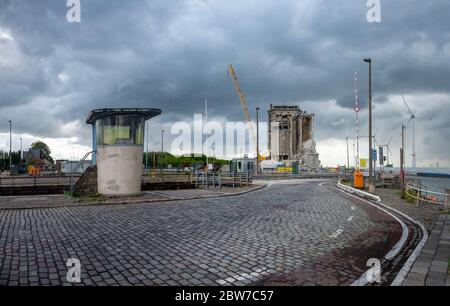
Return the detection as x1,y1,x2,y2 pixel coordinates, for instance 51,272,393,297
401,94,432,169
381,136,393,166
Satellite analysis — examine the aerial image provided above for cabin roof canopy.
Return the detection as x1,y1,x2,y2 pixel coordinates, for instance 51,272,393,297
86,108,162,124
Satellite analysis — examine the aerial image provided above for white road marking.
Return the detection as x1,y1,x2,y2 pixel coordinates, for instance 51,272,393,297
329,228,344,238
351,206,355,211
347,216,354,222
332,186,410,286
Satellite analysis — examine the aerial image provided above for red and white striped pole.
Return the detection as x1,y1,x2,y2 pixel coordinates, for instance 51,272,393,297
355,72,360,170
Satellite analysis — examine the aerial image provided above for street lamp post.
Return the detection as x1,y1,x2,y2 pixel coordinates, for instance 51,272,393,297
364,58,373,186
20,137,23,169
160,129,164,174
256,107,260,175
145,121,149,174
346,137,350,175
8,120,12,173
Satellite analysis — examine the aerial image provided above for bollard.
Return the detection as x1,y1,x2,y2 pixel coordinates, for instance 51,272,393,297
446,189,450,214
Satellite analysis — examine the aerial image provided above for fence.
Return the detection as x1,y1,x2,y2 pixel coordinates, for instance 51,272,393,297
406,179,450,211
190,172,253,189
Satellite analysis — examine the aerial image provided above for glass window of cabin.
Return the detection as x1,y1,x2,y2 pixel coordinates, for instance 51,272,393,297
96,115,144,146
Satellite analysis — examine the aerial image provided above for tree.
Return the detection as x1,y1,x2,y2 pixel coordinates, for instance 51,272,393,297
31,141,54,165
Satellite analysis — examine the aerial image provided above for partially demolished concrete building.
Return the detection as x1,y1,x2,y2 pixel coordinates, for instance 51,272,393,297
268,105,320,168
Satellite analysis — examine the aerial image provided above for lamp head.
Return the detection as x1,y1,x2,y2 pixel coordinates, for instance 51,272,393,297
364,58,372,63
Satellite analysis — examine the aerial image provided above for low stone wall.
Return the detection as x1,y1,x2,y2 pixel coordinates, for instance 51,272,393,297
0,185,66,196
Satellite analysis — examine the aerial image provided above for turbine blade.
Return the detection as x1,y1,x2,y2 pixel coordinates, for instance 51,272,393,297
401,94,414,116
374,126,380,137
387,136,393,147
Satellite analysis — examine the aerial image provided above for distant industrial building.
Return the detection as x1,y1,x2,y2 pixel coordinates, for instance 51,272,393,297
268,105,320,168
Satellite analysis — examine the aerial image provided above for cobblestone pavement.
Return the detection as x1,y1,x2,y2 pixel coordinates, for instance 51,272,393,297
403,214,450,286
0,185,261,210
0,180,401,286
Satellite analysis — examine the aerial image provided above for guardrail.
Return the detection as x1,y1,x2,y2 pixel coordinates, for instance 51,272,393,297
405,180,449,210
255,173,349,180
336,179,381,202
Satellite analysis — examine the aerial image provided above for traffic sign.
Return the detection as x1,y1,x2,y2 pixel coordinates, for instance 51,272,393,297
372,149,377,161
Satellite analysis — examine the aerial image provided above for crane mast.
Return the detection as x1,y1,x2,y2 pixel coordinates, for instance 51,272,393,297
227,64,257,154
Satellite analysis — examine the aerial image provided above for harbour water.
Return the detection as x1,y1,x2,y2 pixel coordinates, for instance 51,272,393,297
383,167,450,197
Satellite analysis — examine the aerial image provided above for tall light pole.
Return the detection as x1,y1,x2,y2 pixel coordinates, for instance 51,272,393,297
400,124,406,198
363,58,373,184
346,137,350,174
8,120,12,172
20,137,23,162
145,121,149,174
256,107,260,175
160,129,164,173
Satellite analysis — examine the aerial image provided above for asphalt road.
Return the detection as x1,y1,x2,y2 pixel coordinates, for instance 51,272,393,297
0,180,402,286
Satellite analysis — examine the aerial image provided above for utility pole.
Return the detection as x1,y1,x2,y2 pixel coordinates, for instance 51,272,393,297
400,124,406,198
346,137,350,175
145,121,149,174
8,120,12,173
205,98,208,170
364,58,373,185
160,129,164,174
20,137,23,169
256,107,260,175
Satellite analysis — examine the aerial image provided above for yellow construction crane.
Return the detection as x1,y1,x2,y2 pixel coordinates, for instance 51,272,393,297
227,64,257,155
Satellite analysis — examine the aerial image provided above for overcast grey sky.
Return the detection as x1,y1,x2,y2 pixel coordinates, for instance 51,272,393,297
0,0,449,167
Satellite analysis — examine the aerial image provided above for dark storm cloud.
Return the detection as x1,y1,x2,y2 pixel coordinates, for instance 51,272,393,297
0,0,449,164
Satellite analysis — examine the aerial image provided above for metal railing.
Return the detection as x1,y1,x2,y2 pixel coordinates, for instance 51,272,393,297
191,171,253,189
69,151,95,194
406,179,450,210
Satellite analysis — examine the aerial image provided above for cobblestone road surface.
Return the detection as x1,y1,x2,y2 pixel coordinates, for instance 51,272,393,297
0,180,401,286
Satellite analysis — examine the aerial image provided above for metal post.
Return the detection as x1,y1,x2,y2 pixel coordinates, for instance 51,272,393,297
346,137,350,175
445,189,450,214
364,58,373,185
8,120,12,173
400,124,406,198
145,121,149,174
160,129,164,176
256,107,260,175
